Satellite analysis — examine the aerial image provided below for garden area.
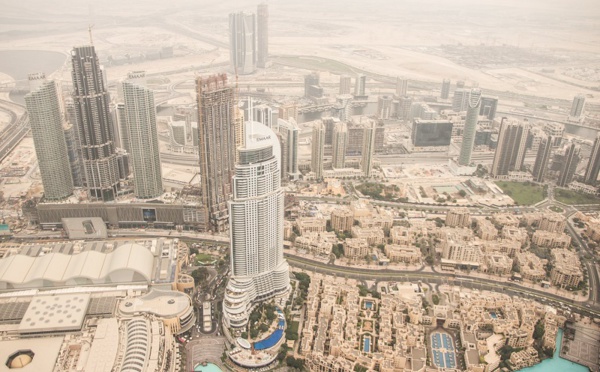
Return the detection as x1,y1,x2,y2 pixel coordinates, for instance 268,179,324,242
242,302,278,340
495,181,546,205
555,188,600,205
195,253,217,265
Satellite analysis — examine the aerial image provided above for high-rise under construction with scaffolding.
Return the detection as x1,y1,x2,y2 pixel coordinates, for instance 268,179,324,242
71,45,121,201
196,74,237,232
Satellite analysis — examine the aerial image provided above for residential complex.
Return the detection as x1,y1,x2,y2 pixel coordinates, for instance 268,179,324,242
24,73,74,200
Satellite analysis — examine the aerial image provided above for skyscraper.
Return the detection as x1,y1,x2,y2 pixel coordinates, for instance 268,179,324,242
491,118,529,177
361,121,376,177
354,74,367,97
311,121,325,180
339,75,352,94
196,74,237,232
304,72,323,99
452,88,468,112
120,71,163,199
277,118,300,180
480,96,498,120
71,45,120,201
557,143,580,187
584,133,600,185
256,3,268,68
332,121,348,169
377,95,392,119
396,77,408,97
223,121,290,328
458,89,482,166
570,94,585,118
441,79,450,99
229,12,256,75
25,73,74,200
532,135,552,183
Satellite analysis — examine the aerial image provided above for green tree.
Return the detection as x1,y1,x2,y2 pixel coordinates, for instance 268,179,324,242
191,267,209,285
432,294,440,305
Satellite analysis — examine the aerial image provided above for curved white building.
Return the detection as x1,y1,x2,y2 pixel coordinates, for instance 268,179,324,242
223,121,290,328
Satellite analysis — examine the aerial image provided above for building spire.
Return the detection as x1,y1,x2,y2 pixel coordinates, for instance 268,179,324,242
88,24,95,45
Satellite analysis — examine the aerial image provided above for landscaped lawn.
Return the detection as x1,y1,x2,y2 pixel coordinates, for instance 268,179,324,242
195,253,215,265
555,188,600,205
495,181,546,205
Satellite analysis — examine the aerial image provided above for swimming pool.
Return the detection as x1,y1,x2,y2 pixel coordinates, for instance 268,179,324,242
194,363,223,372
254,319,285,350
365,301,373,310
363,336,371,352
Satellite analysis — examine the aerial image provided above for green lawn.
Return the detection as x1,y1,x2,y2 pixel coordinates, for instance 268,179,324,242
495,181,546,205
555,188,600,205
195,253,215,265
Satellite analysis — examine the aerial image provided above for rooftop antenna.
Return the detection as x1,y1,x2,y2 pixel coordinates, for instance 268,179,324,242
88,24,95,45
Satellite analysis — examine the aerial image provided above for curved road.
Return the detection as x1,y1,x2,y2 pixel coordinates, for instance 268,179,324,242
283,254,600,318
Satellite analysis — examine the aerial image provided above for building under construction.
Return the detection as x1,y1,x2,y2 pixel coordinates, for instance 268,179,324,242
196,74,237,232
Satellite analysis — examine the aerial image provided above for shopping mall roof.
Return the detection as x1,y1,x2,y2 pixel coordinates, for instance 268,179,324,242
0,243,154,290
61,217,107,239
0,337,63,372
18,293,90,334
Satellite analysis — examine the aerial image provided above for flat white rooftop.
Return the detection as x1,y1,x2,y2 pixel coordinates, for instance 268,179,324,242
19,292,90,334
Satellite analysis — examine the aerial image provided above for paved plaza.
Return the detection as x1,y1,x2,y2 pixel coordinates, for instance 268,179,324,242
562,323,600,372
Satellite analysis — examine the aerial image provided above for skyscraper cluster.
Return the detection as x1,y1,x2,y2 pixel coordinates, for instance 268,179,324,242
25,45,163,203
229,4,269,75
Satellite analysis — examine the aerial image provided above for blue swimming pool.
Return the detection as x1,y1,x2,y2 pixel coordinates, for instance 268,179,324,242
254,319,285,350
363,337,371,352
365,301,373,310
194,363,223,372
490,312,498,319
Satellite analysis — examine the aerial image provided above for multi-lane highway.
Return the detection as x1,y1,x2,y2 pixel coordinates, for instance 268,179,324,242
284,254,600,318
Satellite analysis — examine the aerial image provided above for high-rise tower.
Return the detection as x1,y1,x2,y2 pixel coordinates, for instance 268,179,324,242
458,89,482,166
354,74,367,97
196,74,237,232
119,71,163,199
223,121,290,328
311,121,325,180
570,94,585,118
441,79,450,99
277,118,300,180
229,12,256,75
532,135,552,183
480,96,498,121
361,121,376,177
557,143,580,187
395,77,408,97
256,3,268,68
71,45,120,201
25,73,74,200
339,75,352,94
332,121,348,169
491,118,529,177
584,133,600,185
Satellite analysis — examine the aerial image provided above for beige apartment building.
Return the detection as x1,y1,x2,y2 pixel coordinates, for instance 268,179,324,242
330,208,354,233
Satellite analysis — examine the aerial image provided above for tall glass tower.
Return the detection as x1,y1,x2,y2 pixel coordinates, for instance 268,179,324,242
223,121,290,328
120,71,163,199
229,12,256,75
71,45,120,201
25,73,74,200
458,88,482,166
